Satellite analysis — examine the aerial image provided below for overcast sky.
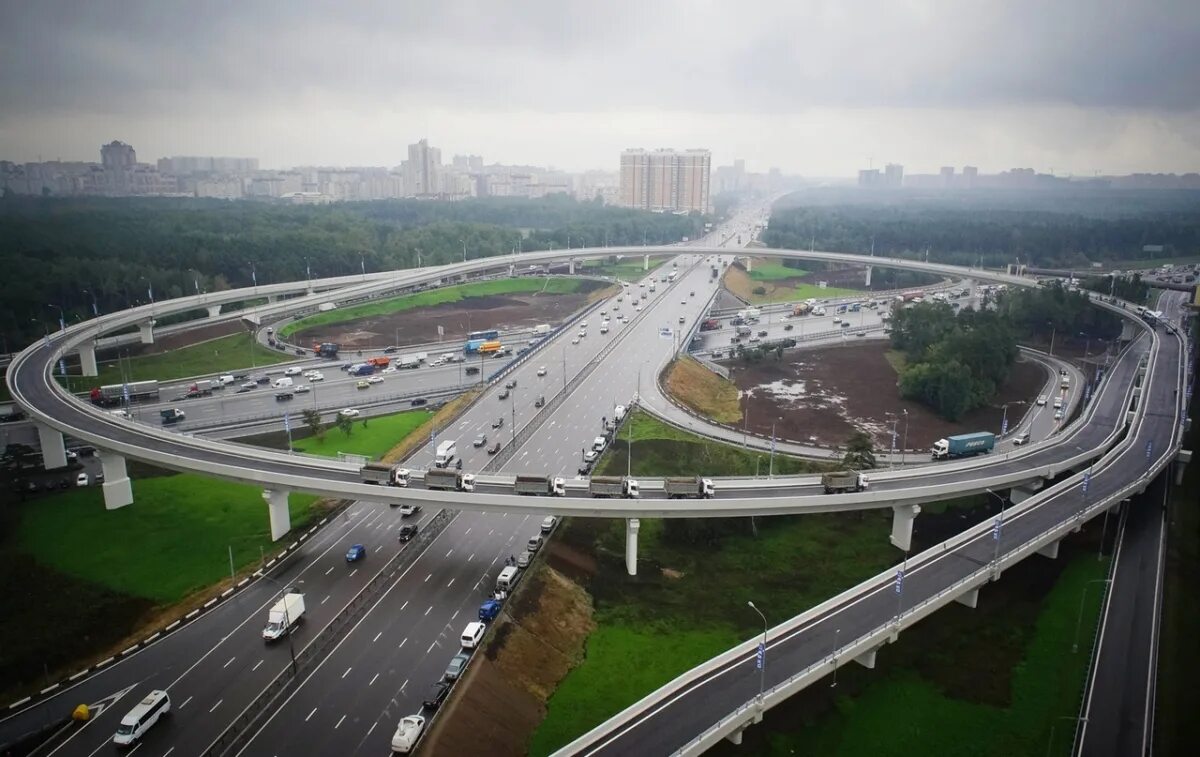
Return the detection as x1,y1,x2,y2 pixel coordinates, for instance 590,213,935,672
2,0,1198,176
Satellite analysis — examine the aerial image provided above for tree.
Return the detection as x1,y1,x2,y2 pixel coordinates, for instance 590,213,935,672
301,408,323,440
842,429,877,470
335,413,354,438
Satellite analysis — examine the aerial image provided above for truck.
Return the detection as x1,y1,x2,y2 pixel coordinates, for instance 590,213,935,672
663,476,716,499
434,440,457,468
187,379,214,396
533,324,551,335
314,342,340,358
734,307,762,321
711,266,719,279
513,474,566,497
262,593,305,641
668,271,677,282
600,322,609,334
398,354,421,369
931,431,996,460
821,471,868,494
479,340,503,354
700,318,720,331
318,302,338,312
367,356,390,368
89,380,159,407
360,462,406,485
350,363,375,376
900,291,923,302
792,303,811,317
423,468,475,492
159,408,186,424
588,475,640,498
464,339,487,354
735,325,752,337
649,282,656,292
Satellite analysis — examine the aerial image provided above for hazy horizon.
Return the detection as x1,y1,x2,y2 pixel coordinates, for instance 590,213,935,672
2,0,1198,176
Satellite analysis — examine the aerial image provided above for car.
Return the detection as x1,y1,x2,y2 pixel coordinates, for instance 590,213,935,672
76,472,89,487
516,550,532,568
487,442,501,455
235,386,252,394
240,381,257,390
498,389,510,400
284,366,302,376
275,391,294,401
578,330,586,338
422,682,450,710
443,651,471,681
582,450,598,465
1036,395,1047,406
65,450,78,463
635,305,642,312
571,337,580,345
345,544,366,562
527,535,543,553
505,378,517,389
856,331,866,337
541,516,557,534
95,472,105,484
293,384,310,394
399,523,419,542
492,416,504,428
410,398,427,407
783,324,794,331
384,346,399,354
840,322,851,328
390,714,426,754
1053,398,1063,409
367,375,384,384
679,316,686,323
1013,431,1032,446
537,366,546,377
749,335,760,342
681,299,687,305
255,376,271,385
399,504,420,517
690,291,695,297
1054,409,1064,420
382,366,398,374
833,317,841,324
757,330,768,337
473,433,487,448
309,372,325,382
339,408,361,418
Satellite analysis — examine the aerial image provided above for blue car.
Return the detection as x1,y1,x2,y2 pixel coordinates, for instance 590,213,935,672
478,599,501,622
345,544,366,562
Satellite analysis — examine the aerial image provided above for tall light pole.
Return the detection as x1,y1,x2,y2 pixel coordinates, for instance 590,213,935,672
1000,403,1009,436
1072,579,1112,653
901,409,909,466
461,238,467,263
888,414,899,469
188,269,200,295
1047,322,1056,356
986,488,1007,570
768,419,779,478
747,601,767,706
82,289,99,318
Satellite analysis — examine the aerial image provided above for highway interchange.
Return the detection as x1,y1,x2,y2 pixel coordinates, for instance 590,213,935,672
2,201,1191,755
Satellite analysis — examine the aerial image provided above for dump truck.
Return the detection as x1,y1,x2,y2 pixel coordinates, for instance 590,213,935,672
792,302,811,316
314,342,340,358
360,462,395,485
700,318,720,331
479,340,503,354
367,356,390,368
262,592,305,641
588,475,640,499
821,471,869,494
930,431,996,460
424,469,475,492
513,474,566,497
663,476,715,499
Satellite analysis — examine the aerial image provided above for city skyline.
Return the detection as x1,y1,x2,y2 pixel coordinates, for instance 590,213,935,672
1,1,1198,176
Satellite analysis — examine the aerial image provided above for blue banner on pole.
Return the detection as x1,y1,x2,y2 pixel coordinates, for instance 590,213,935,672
992,518,1001,540
1001,418,1008,435
283,414,291,433
1082,471,1090,494
122,383,130,404
894,569,904,594
1145,441,1153,460
756,642,765,670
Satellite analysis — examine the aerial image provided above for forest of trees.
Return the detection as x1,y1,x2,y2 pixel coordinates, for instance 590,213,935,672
763,189,1200,269
0,195,706,350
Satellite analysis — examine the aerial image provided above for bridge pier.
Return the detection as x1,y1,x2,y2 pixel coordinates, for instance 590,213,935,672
267,295,279,304
99,452,133,509
1037,540,1060,560
643,254,649,271
207,304,222,318
35,423,68,470
137,320,155,345
79,342,98,377
864,265,872,287
854,645,881,669
263,488,291,541
625,518,640,576
1010,482,1042,505
1176,450,1192,485
745,257,752,273
568,259,575,275
955,588,979,608
889,505,921,551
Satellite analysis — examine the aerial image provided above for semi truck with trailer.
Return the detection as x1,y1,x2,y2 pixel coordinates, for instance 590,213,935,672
930,431,996,460
513,474,566,496
663,476,716,499
588,475,640,498
821,471,869,494
262,592,305,641
89,380,160,407
423,469,476,492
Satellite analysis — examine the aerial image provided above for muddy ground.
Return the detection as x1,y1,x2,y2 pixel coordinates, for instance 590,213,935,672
95,320,243,362
726,340,1046,452
295,280,613,349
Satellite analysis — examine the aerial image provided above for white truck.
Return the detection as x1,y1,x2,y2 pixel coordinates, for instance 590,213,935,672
318,302,338,312
434,440,457,468
423,469,475,492
262,593,305,641
533,323,551,335
663,476,716,499
361,463,410,487
649,282,656,292
821,471,869,494
588,475,640,499
513,474,566,497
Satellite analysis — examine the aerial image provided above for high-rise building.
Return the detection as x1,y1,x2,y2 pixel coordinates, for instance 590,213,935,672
858,168,881,187
884,163,904,188
940,166,955,187
405,139,442,196
962,165,978,188
618,148,711,214
101,140,136,170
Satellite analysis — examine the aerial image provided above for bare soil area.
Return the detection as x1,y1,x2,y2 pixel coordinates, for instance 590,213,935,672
95,320,243,361
725,340,1046,452
423,558,595,757
296,281,613,349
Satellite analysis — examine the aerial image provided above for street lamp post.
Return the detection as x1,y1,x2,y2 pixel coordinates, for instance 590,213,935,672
1000,403,1009,436
769,419,779,478
1072,579,1112,653
747,601,767,706
986,488,1007,570
888,414,899,469
901,409,909,466
1047,323,1056,356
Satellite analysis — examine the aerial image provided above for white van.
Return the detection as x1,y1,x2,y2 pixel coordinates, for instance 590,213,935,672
217,374,235,387
113,689,170,746
460,621,486,649
496,566,519,592
272,376,294,389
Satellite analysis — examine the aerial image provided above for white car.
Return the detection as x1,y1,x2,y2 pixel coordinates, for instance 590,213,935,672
382,366,398,374
76,472,89,487
1054,409,1063,421
339,408,360,418
681,299,687,305
537,366,547,376
367,375,384,384
293,384,310,394
309,372,325,382
571,337,580,344
284,366,303,376
390,714,426,754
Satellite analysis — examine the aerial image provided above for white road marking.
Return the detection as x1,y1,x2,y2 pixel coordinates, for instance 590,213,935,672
321,595,330,605
425,606,432,616
342,667,352,679
335,714,346,730
324,566,334,575
373,631,382,643
367,722,377,736
424,573,432,582
305,707,317,722
209,699,222,713
399,637,407,649
401,600,409,611
223,656,236,669
252,659,264,672
180,696,193,709
349,569,358,578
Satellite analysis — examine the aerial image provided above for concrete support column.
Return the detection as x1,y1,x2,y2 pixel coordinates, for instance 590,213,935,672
643,254,649,271
267,294,278,304
745,257,752,273
955,588,979,608
263,488,291,541
35,423,68,470
864,265,873,287
854,646,879,669
889,505,921,551
625,518,640,576
1175,450,1192,486
568,259,575,275
725,728,744,746
79,343,99,377
207,304,222,318
1010,484,1040,505
99,451,133,510
1037,540,1060,560
137,320,155,345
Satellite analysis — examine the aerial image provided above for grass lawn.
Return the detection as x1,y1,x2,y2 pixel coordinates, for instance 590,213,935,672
725,263,859,305
664,357,742,425
579,257,667,282
14,476,321,603
280,278,591,339
883,349,908,374
293,409,433,459
747,258,809,281
89,331,290,387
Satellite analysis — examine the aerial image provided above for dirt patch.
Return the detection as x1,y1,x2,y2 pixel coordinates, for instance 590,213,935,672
665,357,742,424
423,567,595,757
725,340,1046,452
294,281,614,349
95,320,244,362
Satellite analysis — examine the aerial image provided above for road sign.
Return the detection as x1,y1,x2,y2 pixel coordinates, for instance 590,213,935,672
1001,418,1008,435
1145,441,1153,460
1082,470,1090,495
756,642,765,670
992,517,1002,540
658,327,673,340
894,569,904,594
1085,385,1092,402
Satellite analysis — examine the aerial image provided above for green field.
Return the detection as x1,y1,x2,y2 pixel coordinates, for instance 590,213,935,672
292,409,433,459
88,331,290,388
748,259,809,281
280,278,595,339
579,257,667,282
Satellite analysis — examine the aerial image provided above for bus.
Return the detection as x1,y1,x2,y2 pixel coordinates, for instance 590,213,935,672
467,330,499,342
